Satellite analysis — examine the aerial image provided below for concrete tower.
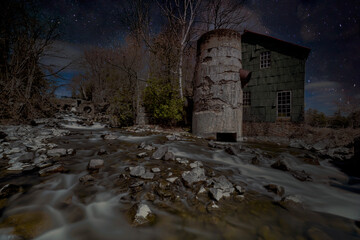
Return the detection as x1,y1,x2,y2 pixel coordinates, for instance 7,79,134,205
192,29,251,141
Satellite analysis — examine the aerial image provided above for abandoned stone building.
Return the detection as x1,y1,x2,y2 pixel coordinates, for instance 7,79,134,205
241,30,311,122
192,29,310,141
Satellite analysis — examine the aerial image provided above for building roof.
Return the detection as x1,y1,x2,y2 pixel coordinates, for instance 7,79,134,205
242,30,311,59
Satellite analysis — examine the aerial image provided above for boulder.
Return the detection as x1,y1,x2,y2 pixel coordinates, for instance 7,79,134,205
166,177,178,183
87,159,104,170
137,152,148,158
47,148,67,157
207,176,234,201
141,171,154,180
152,146,168,160
182,167,206,186
98,148,107,155
103,134,118,140
190,161,203,169
264,184,284,196
151,168,161,173
271,159,289,171
130,166,146,177
164,152,175,161
132,203,155,226
79,174,95,183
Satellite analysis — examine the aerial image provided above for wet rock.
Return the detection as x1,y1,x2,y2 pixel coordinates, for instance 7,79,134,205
130,181,144,188
141,171,154,180
182,167,206,186
291,170,312,182
132,203,155,226
5,147,22,155
208,141,216,148
225,145,242,156
209,188,226,201
264,184,285,196
198,186,207,194
164,152,175,161
130,166,146,177
79,174,95,183
144,145,155,151
166,177,178,183
103,134,118,140
138,142,146,149
17,152,34,163
87,159,104,170
98,148,107,155
7,162,30,171
207,176,234,201
190,161,203,169
151,167,160,173
206,201,219,212
289,139,311,150
47,148,67,157
235,185,244,194
67,148,76,155
0,184,21,199
34,154,48,164
281,195,303,208
312,140,329,151
137,152,148,158
39,164,66,177
176,158,189,165
271,159,289,171
166,134,177,141
139,142,155,151
152,146,168,160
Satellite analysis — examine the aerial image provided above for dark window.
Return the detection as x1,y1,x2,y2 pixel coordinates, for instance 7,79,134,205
243,92,251,106
277,91,291,117
260,51,271,69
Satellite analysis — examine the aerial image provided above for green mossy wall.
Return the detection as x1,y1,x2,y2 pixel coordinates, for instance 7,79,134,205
242,39,306,122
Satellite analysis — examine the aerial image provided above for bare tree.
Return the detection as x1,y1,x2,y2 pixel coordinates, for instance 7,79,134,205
0,0,60,120
199,0,249,31
157,0,202,100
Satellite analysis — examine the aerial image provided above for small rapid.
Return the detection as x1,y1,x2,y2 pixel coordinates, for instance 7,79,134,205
0,114,359,239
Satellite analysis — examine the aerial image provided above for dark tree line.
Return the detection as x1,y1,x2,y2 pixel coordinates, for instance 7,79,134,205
69,0,249,126
0,0,60,121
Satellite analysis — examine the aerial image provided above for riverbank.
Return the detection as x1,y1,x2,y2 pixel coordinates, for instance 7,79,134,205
0,113,359,239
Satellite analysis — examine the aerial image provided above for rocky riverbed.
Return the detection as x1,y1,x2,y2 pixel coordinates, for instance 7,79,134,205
0,114,359,239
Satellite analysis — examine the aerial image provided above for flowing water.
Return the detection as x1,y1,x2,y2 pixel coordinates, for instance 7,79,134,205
0,115,359,239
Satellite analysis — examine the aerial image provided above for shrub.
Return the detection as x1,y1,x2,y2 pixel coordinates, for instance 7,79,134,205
305,109,327,127
107,91,134,127
143,77,184,125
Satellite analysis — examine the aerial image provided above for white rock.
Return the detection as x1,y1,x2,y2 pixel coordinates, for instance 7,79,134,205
47,148,67,157
190,161,203,169
166,177,178,183
198,186,207,194
151,167,161,173
130,166,146,177
135,204,151,219
137,152,148,158
141,171,154,180
87,159,104,170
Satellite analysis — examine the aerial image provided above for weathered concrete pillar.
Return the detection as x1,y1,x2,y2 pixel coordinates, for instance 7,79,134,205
192,29,249,141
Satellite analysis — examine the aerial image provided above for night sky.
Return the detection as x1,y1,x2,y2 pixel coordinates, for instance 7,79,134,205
39,0,360,115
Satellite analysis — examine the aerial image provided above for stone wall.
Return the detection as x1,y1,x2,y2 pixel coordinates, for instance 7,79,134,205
192,29,244,141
